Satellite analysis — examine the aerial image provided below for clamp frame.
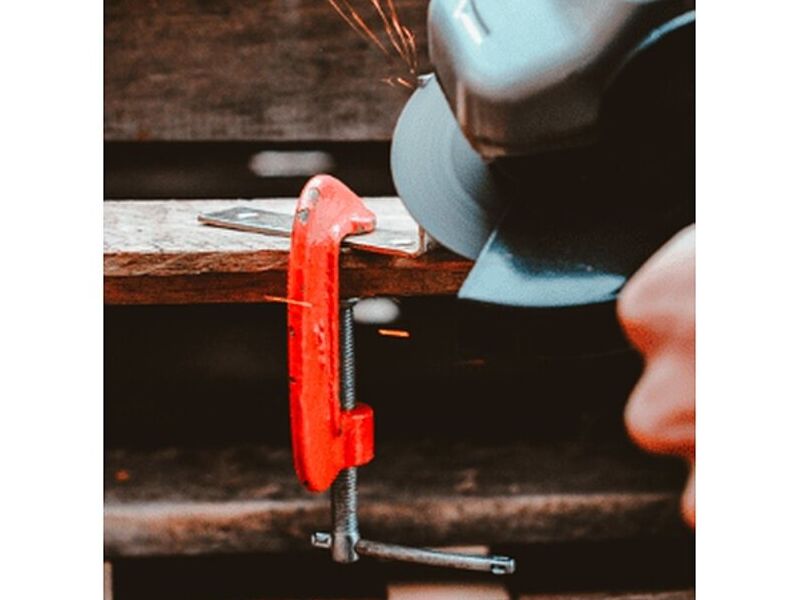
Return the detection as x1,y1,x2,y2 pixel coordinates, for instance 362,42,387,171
286,175,514,574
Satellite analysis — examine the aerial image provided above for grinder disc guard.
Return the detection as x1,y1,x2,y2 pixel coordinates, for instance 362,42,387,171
390,75,504,260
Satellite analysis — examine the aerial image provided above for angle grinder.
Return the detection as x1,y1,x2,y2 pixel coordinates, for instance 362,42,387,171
391,0,695,310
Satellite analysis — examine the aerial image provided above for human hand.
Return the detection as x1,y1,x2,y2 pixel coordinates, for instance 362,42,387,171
618,225,695,527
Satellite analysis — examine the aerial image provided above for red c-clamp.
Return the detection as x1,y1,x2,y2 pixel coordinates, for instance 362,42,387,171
287,175,376,492
285,175,514,574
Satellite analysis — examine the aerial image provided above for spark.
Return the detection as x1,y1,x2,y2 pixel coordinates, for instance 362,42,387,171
378,328,411,338
264,295,313,308
381,76,415,89
369,0,405,60
325,0,419,86
327,0,389,55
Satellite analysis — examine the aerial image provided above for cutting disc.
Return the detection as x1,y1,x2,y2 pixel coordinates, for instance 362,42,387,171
390,75,504,260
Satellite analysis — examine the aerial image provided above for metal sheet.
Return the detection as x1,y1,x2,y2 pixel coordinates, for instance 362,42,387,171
199,205,432,257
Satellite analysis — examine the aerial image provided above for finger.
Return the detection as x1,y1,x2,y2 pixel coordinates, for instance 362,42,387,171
618,225,695,354
624,348,695,457
682,461,695,528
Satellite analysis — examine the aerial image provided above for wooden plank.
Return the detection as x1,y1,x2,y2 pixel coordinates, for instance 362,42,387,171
104,441,687,557
104,0,430,141
104,198,472,304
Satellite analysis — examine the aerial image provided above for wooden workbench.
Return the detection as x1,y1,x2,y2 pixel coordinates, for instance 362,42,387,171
104,198,472,304
105,440,686,557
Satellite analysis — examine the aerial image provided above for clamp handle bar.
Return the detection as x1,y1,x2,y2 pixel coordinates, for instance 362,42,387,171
312,532,515,575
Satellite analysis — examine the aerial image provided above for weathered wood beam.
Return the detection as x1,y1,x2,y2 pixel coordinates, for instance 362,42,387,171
104,199,472,304
104,0,430,141
104,441,687,557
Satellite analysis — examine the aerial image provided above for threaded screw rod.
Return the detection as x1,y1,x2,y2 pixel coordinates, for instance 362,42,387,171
330,299,360,563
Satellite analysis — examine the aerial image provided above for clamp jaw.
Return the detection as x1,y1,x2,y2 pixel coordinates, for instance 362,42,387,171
286,175,515,574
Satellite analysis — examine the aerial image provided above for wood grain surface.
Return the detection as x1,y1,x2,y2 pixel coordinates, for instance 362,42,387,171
105,440,687,557
105,0,429,141
104,198,472,303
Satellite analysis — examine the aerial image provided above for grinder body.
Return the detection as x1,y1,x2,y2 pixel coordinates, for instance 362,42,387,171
391,0,695,310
